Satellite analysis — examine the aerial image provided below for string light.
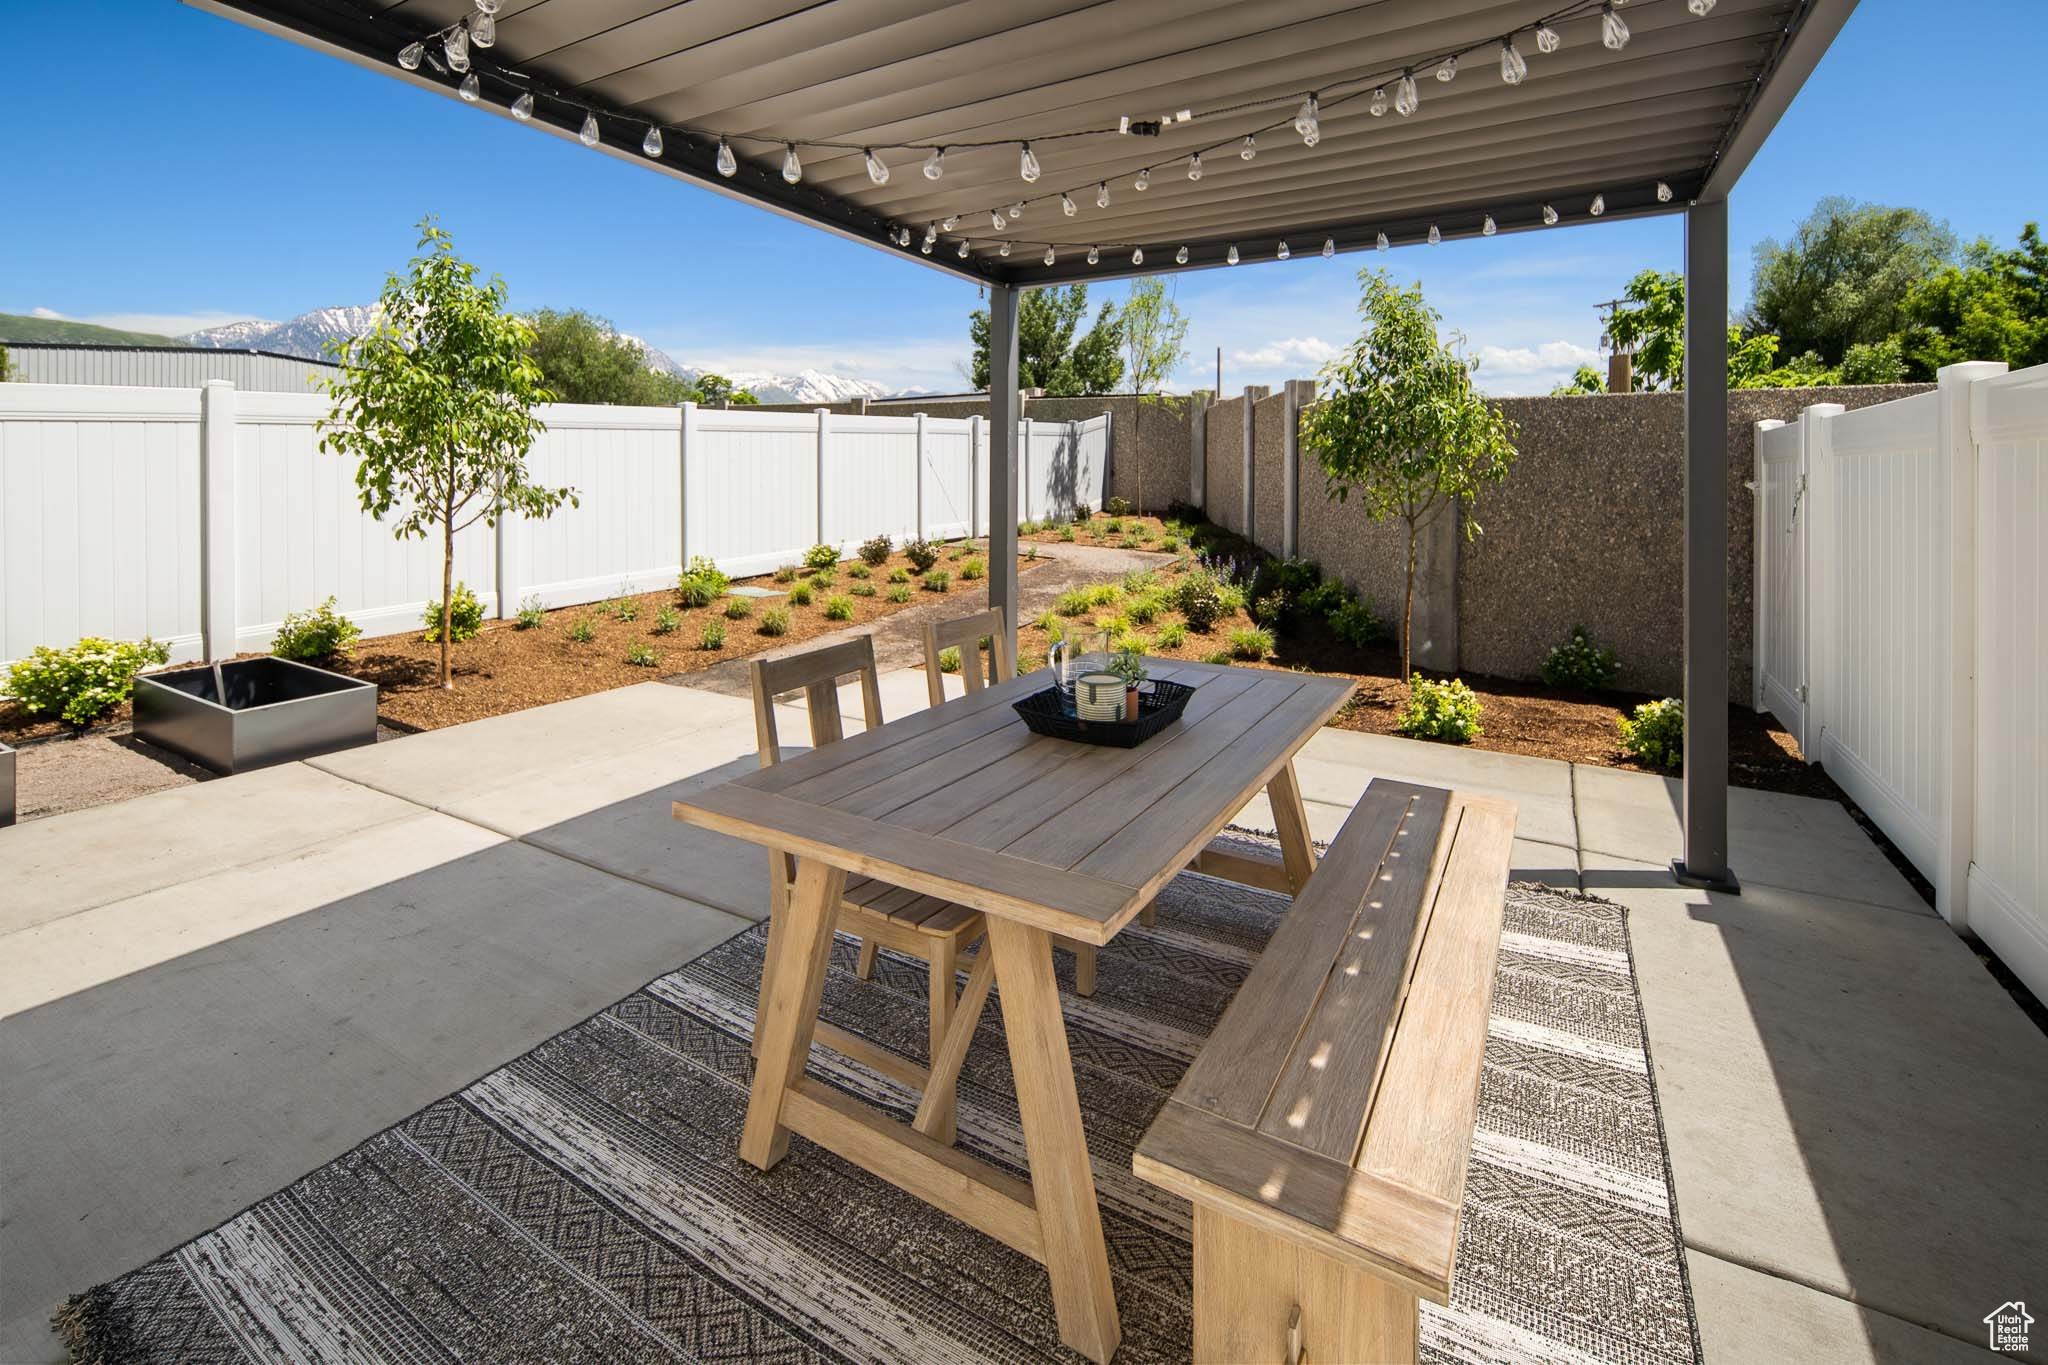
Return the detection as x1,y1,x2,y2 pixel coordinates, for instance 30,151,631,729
1175,245,1190,264
922,238,933,255
781,143,801,183
579,113,599,147
1482,214,1497,236
475,0,498,12
923,222,938,247
1322,237,1335,257
1435,54,1458,82
1293,94,1320,146
1134,167,1150,191
1227,245,1240,264
1277,240,1290,259
959,239,971,258
1045,245,1056,266
924,147,945,180
1395,70,1420,116
1689,0,1717,12
1536,23,1561,53
1542,202,1559,224
398,41,423,69
1500,38,1527,85
1008,201,1026,219
864,148,889,184
1240,135,1257,160
716,137,736,176
1188,152,1203,181
1376,231,1390,251
459,72,480,101
991,210,1007,230
469,10,496,47
1060,193,1076,217
642,125,663,157
444,26,470,72
1096,182,1111,209
998,241,1011,257
1428,224,1442,244
1601,4,1630,49
1087,246,1100,264
1131,246,1144,264
1656,180,1673,202
1020,143,1042,182
1590,192,1606,216
941,215,958,231
1370,86,1388,117
511,91,532,120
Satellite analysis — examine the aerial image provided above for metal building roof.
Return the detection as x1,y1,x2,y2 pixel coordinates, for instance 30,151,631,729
186,0,1853,287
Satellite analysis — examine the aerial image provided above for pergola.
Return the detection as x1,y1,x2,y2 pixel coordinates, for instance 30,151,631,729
187,0,1857,888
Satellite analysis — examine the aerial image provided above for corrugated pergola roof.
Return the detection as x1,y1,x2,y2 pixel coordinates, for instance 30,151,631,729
189,0,1852,286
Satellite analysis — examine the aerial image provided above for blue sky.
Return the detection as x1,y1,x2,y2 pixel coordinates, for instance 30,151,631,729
4,0,2041,396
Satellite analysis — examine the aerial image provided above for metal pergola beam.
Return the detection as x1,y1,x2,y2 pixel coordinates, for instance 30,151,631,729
986,285,1021,656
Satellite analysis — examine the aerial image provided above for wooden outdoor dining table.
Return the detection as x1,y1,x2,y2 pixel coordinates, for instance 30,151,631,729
672,656,1357,1363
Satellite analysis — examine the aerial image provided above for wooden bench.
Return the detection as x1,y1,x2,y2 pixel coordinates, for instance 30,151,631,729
1133,777,1516,1365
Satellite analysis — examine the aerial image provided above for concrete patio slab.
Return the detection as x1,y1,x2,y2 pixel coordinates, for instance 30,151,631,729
1228,788,1577,890
1612,864,2048,1359
1686,1252,1999,1365
1290,727,1579,846
1573,762,1926,912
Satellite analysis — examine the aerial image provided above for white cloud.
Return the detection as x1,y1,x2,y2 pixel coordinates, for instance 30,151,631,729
655,336,970,395
18,306,265,337
1470,339,1601,395
1228,336,1339,370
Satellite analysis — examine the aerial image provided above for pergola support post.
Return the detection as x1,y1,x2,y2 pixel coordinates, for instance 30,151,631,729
1675,197,1738,894
987,284,1021,659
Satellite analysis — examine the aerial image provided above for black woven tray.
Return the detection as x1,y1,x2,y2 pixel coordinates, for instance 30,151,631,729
1012,679,1195,748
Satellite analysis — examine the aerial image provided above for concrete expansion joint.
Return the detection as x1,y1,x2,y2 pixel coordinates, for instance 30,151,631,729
1685,1246,1984,1357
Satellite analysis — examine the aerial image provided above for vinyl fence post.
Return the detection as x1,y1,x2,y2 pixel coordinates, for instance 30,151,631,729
914,411,928,542
970,415,984,539
1021,417,1034,523
815,407,831,549
679,400,697,573
493,501,513,619
199,380,238,661
1751,418,1786,714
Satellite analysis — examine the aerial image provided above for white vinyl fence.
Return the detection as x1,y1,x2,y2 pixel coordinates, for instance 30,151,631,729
1753,360,2048,1004
0,382,1109,668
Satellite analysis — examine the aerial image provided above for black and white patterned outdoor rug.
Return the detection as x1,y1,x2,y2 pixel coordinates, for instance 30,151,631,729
59,866,1700,1365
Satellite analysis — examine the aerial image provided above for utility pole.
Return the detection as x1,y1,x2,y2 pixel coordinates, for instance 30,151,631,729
1595,296,1636,393
1215,346,1221,397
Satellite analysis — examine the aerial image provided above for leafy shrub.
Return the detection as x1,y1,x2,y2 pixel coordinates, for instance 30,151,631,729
1619,698,1684,771
724,596,754,619
887,567,912,584
1119,535,1142,550
678,556,731,607
903,538,942,572
1074,502,1092,520
1103,518,1124,535
1121,569,1158,594
850,582,878,597
1329,599,1386,649
1035,609,1065,639
773,567,800,585
422,582,485,643
922,571,951,593
1541,624,1619,692
758,607,792,636
809,568,837,589
1055,589,1092,617
938,646,962,673
1025,544,1040,560
515,595,547,630
699,619,727,650
1126,594,1162,625
1251,591,1291,627
625,643,660,668
1104,495,1132,516
823,595,855,621
1058,524,1076,542
1201,648,1232,665
6,636,169,726
567,615,598,643
1227,626,1275,661
788,582,814,606
652,607,681,635
848,563,870,580
1216,582,1247,615
272,596,361,660
1397,676,1484,743
1110,627,1150,653
858,534,892,566
1086,583,1122,607
608,598,639,623
1176,572,1226,632
887,585,913,604
959,556,986,581
948,542,968,560
804,543,839,570
1160,535,1181,552
1157,621,1188,649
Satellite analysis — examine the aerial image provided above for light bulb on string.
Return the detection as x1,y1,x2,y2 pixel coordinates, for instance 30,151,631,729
1188,153,1203,181
923,223,938,247
1171,245,1186,264
1536,24,1561,53
716,137,736,177
1044,246,1056,266
1322,237,1335,257
642,126,663,157
1370,86,1388,117
1020,143,1041,183
781,143,802,183
1688,0,1716,12
1277,240,1290,260
942,215,958,231
1131,246,1144,265
1293,94,1320,145
1060,193,1076,217
1428,224,1441,245
469,11,496,47
444,26,470,71
475,0,499,12
510,91,533,120
1087,246,1100,265
863,149,889,184
579,113,600,147
958,239,971,259
991,210,1007,231
1589,193,1606,216
921,239,933,255
1241,134,1257,160
923,147,945,180
1500,39,1526,85
1376,231,1390,252
1482,215,1497,236
998,241,1011,257
1395,70,1419,116
1436,54,1457,82
1097,182,1111,208
459,72,480,101
398,41,424,69
1227,245,1239,265
1542,203,1559,225
1656,180,1673,203
1601,4,1630,49
1134,167,1150,191
1008,202,1025,220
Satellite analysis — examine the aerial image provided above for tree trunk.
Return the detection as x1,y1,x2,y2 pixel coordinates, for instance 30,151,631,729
1401,519,1417,685
439,466,455,690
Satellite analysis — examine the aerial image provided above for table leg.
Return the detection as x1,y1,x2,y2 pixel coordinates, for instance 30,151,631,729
740,856,844,1170
986,916,1121,1364
1267,760,1319,892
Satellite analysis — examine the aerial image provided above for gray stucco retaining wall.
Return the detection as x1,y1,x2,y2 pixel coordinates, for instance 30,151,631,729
1205,397,1246,536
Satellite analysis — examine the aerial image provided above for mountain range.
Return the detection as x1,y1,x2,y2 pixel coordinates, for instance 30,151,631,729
178,306,895,405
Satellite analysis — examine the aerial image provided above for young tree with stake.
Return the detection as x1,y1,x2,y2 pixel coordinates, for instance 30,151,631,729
1301,270,1517,683
319,219,576,689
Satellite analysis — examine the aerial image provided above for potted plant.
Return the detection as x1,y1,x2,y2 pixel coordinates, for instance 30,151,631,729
1110,647,1148,721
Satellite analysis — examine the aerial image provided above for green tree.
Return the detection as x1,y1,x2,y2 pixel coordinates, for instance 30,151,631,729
1300,271,1518,681
1605,269,1846,390
1903,223,2048,375
1120,278,1190,513
319,219,576,689
694,373,760,406
1747,198,1955,367
968,285,1123,395
0,343,10,381
526,308,695,406
1552,365,1606,395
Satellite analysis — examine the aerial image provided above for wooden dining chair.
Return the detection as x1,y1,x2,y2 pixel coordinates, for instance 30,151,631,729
750,635,988,1128
917,606,1107,996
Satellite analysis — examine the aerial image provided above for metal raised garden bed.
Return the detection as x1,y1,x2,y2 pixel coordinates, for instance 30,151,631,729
0,740,14,827
133,657,377,775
